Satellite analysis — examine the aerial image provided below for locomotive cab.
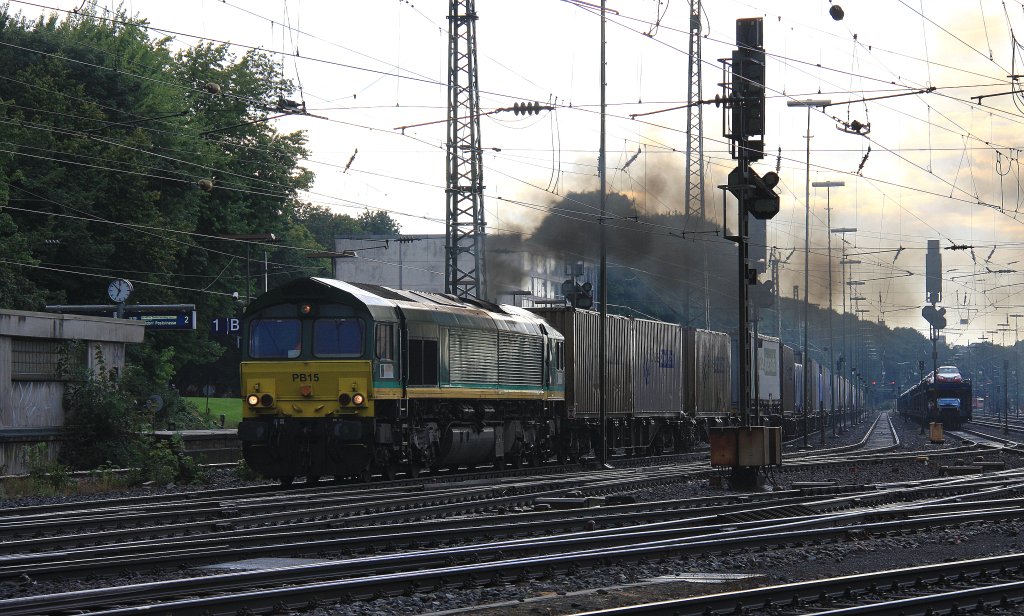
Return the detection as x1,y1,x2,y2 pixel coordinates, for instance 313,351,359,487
238,287,397,483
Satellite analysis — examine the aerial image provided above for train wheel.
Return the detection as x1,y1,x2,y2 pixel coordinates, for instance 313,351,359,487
359,467,372,483
279,476,294,488
382,463,397,481
305,475,320,486
408,463,421,478
495,457,506,470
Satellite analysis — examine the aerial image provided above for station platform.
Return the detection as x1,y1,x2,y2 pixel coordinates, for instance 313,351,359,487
153,429,240,464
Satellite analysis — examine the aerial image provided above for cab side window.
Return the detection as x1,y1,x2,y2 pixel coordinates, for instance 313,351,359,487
376,323,394,360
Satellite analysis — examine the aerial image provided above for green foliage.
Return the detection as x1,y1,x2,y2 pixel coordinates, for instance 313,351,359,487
61,347,209,484
294,202,402,275
61,350,145,470
130,436,208,486
0,5,406,398
234,457,260,482
185,396,242,427
25,443,71,492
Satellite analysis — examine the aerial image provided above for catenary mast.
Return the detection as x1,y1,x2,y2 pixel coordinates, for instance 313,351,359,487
445,0,486,299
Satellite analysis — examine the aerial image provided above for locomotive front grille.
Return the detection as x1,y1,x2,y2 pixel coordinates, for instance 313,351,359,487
241,360,374,418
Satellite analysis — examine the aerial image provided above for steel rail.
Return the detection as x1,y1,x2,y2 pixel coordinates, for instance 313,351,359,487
3,494,1023,615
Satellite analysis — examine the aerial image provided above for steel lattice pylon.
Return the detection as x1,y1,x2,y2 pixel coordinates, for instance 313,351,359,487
445,0,486,299
684,0,705,220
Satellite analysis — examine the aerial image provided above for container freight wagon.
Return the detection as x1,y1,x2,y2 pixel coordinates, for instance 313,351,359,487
528,307,695,454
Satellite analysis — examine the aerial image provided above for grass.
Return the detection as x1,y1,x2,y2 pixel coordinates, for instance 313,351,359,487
185,396,242,428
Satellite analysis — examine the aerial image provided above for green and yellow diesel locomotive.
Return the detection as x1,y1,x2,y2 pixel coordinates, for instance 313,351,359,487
238,277,568,484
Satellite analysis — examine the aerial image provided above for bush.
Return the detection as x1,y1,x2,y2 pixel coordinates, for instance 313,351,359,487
234,457,260,482
25,443,71,492
60,346,209,485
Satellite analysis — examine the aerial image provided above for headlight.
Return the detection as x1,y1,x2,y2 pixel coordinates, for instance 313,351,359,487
260,393,274,407
246,394,260,407
338,393,351,406
352,393,365,406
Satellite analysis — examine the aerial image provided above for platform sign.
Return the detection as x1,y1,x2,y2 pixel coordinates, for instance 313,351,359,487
125,310,196,330
210,317,241,336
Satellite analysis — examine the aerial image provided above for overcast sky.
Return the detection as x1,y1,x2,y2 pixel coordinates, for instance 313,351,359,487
14,0,1024,345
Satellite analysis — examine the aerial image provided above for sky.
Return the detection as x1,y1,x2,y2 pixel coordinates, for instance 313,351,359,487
12,0,1024,347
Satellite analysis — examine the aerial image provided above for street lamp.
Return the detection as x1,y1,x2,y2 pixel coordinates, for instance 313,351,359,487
788,99,831,448
814,180,845,440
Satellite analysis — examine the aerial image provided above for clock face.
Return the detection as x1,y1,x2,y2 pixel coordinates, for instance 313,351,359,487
107,279,133,303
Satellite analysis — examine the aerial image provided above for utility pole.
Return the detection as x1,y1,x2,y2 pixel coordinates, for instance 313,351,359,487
445,0,486,299
599,0,608,465
1005,358,1010,434
770,248,781,338
815,180,844,442
787,98,830,448
839,241,859,432
1012,313,1023,418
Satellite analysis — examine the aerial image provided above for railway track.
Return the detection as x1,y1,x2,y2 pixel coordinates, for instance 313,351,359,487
5,410,1022,615
5,477,1023,615
567,552,1024,615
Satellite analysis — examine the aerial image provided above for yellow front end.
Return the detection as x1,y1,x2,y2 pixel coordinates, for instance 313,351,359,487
241,360,375,419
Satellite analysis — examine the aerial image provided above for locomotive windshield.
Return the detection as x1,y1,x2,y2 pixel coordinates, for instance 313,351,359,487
250,319,302,359
313,318,364,357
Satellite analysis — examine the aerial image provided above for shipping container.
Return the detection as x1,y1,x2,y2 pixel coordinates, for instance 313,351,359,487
794,362,805,412
528,307,634,418
780,345,796,415
808,358,822,412
632,318,684,417
756,336,782,409
685,329,732,417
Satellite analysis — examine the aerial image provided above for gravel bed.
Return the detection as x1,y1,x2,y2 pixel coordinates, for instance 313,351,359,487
4,410,1023,615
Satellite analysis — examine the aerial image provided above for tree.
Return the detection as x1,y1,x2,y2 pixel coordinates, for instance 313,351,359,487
0,5,323,394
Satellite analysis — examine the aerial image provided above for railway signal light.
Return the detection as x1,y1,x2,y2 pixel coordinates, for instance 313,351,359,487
922,305,947,330
731,18,766,151
561,279,593,309
926,239,942,304
726,166,780,220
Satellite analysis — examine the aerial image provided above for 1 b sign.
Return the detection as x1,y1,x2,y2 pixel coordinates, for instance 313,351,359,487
210,317,240,336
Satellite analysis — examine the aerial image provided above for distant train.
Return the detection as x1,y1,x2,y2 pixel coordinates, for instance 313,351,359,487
897,376,972,428
237,277,864,484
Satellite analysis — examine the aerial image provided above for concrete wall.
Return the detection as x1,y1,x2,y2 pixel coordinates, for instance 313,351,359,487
334,235,446,292
331,234,595,307
0,310,145,474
